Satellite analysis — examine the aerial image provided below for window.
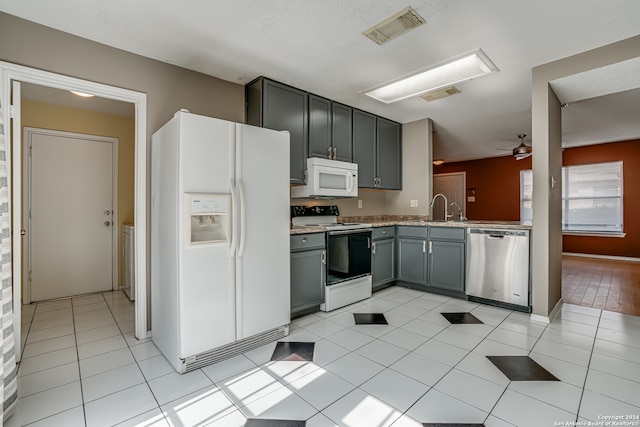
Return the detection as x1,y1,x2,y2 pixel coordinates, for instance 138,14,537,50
520,161,623,233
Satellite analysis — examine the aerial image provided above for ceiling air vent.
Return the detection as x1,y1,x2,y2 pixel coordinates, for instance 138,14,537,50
421,86,461,102
362,6,426,45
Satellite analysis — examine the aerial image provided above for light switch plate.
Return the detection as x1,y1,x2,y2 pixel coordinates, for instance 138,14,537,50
410,200,418,208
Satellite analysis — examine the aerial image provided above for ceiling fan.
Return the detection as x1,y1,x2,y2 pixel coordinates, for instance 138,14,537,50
498,134,532,160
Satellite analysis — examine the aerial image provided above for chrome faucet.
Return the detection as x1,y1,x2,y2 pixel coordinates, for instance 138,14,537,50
430,193,452,221
451,201,467,221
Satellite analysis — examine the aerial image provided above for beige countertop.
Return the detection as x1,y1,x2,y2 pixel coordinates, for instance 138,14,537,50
290,218,532,234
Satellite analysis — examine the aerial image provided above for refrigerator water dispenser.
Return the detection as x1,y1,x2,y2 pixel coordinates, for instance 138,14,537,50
185,193,230,245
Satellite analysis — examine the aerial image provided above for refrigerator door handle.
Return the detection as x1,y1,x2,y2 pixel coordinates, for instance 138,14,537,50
229,180,238,257
238,180,247,257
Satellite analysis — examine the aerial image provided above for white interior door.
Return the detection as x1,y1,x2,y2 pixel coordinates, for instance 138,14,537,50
433,172,466,221
28,129,116,301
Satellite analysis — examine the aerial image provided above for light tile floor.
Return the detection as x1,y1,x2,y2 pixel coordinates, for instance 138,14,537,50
8,287,640,427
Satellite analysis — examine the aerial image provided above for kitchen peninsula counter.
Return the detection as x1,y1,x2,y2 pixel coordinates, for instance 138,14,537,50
290,218,531,234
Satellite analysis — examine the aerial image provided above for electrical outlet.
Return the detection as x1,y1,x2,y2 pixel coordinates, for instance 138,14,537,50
410,200,418,208
357,200,363,208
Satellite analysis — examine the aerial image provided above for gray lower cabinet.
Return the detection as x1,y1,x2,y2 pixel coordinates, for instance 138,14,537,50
396,226,428,285
429,239,465,293
396,226,466,296
372,227,395,290
397,237,427,285
246,77,308,184
290,233,325,318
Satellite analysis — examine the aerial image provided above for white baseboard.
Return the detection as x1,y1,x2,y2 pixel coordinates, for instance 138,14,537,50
563,252,640,263
530,298,563,324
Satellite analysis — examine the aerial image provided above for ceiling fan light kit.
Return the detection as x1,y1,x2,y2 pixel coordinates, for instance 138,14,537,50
513,134,532,160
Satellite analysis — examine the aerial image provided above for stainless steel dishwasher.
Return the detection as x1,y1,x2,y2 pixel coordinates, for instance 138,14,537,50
466,228,530,310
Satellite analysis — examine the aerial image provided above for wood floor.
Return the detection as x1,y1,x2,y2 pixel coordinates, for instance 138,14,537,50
562,255,640,316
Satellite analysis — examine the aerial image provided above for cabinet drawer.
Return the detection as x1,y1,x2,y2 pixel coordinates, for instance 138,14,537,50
397,226,428,239
372,226,395,240
429,227,465,241
290,233,325,251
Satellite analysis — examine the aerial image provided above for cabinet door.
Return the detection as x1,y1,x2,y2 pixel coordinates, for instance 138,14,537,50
352,109,377,188
429,240,465,293
372,238,395,289
290,249,325,316
377,118,402,190
397,238,427,284
308,94,332,159
262,80,308,184
332,102,353,162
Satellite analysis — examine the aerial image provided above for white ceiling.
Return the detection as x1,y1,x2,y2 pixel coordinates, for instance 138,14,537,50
3,0,640,162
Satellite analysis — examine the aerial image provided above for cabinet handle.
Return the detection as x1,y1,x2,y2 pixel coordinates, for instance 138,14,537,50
302,238,308,244
321,250,326,265
429,241,433,254
382,230,386,235
328,147,333,159
422,241,426,253
372,242,376,255
378,176,382,187
333,147,337,159
367,237,371,249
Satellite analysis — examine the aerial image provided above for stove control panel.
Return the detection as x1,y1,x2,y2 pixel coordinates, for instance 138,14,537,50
291,205,339,218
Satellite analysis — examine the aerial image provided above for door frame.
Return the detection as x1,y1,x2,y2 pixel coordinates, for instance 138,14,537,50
433,171,467,219
0,61,149,348
22,127,119,303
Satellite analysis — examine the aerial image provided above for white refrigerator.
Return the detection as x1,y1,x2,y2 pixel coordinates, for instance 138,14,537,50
151,111,290,373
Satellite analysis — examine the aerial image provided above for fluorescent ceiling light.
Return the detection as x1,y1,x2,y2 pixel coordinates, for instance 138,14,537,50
364,49,499,104
70,90,95,98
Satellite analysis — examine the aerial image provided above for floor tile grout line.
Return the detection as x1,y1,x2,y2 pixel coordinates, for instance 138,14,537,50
98,290,171,427
70,295,90,427
574,308,604,424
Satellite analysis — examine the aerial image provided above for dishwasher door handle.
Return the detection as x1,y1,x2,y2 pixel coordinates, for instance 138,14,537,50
487,234,505,239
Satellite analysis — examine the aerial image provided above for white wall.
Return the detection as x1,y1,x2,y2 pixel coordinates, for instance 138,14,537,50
385,118,433,216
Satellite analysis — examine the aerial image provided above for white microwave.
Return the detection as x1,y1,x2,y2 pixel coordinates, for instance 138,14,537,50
291,157,358,199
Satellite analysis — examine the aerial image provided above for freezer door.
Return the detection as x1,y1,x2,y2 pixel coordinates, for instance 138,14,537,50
178,114,236,358
235,124,291,339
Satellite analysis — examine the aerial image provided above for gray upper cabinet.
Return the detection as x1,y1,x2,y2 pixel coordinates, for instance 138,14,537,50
246,77,308,184
377,118,402,190
247,77,399,187
308,94,332,159
352,109,377,188
308,96,353,162
353,110,402,190
331,102,353,162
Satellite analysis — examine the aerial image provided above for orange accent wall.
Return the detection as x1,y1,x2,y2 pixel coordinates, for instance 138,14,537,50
434,155,532,221
434,139,640,258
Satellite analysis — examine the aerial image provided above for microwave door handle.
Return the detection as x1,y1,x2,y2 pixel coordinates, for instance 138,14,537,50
347,172,354,192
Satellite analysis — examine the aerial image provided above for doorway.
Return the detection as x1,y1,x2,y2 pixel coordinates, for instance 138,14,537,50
433,172,466,221
24,128,118,302
0,61,148,362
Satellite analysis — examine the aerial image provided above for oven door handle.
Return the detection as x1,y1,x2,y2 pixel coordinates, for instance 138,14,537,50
328,229,371,236
367,237,371,249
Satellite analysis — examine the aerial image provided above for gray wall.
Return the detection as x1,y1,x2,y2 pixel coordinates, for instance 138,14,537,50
0,12,245,327
0,13,245,129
